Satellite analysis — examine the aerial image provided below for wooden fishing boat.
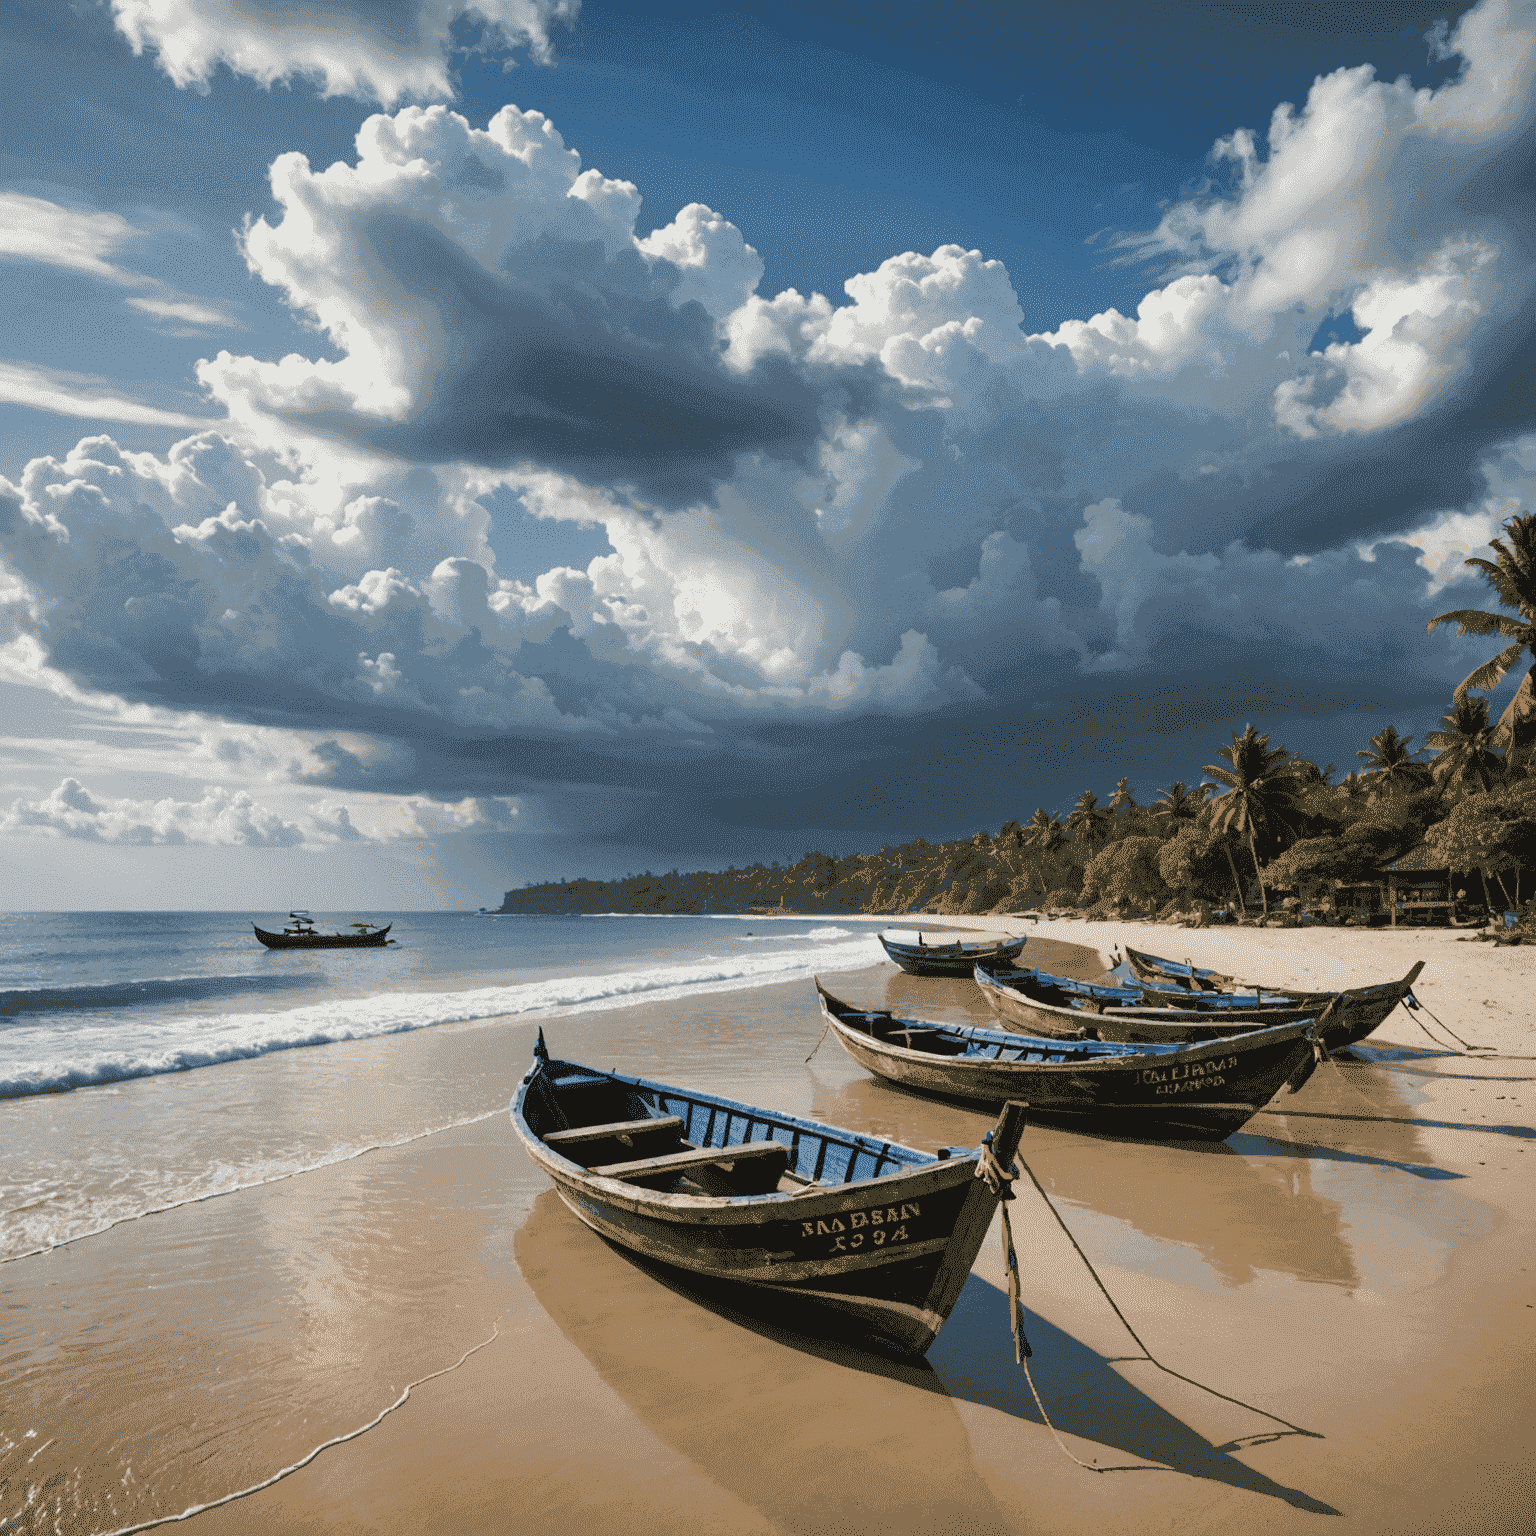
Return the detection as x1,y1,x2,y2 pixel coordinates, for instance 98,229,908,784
1099,962,1297,1009
1119,945,1233,990
1113,948,1426,1013
974,961,1419,1049
878,929,1026,977
252,911,394,949
815,982,1324,1140
511,1032,1028,1356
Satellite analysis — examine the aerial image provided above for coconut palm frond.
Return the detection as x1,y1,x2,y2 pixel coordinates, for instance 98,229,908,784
1492,667,1536,757
1470,525,1536,615
1456,640,1529,697
1425,607,1525,638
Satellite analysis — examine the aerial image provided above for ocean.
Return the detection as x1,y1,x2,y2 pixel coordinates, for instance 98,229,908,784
0,910,890,1263
1,913,1516,1536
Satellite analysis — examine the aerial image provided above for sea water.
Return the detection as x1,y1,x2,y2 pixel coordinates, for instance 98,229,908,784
0,910,889,1261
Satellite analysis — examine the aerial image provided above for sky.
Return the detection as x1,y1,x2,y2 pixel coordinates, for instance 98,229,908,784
1,0,1534,910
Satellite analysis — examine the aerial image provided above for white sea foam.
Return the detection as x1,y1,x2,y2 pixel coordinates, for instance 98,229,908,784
0,931,884,1100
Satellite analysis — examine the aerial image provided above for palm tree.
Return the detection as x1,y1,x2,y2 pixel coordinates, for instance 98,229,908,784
1022,808,1066,898
1152,781,1205,822
1338,769,1368,804
1201,725,1305,917
1425,693,1504,798
1427,511,1536,769
1108,777,1137,813
1066,790,1109,848
1356,725,1428,798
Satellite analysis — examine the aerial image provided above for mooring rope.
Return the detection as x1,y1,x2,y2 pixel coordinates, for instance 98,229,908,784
804,1018,831,1062
1010,1151,1320,1444
1403,991,1487,1052
976,1139,1101,1469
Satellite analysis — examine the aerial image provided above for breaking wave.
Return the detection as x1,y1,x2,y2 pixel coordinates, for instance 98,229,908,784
0,930,883,1099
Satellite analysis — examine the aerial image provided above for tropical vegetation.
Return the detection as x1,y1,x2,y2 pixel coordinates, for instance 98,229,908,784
500,515,1536,926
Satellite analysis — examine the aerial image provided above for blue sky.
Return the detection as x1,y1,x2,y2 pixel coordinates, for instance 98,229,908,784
1,0,1532,908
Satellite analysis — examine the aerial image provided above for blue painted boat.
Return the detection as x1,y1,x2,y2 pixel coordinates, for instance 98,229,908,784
1119,945,1233,990
816,982,1325,1140
1114,946,1426,1015
878,929,1026,977
974,961,1420,1049
1102,961,1294,1008
511,1032,1027,1356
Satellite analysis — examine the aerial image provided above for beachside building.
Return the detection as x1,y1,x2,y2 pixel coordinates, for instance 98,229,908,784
1379,845,1486,926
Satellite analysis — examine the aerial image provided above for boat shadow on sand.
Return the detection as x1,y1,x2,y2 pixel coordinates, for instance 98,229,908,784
515,1190,1338,1521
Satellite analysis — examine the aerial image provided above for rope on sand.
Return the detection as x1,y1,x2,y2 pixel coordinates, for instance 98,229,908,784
93,1322,501,1536
976,1139,1101,1470
1010,1152,1321,1446
1403,992,1489,1053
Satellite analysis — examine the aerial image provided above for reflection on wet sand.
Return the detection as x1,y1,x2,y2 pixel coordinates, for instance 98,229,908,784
813,1027,1480,1296
513,1190,1015,1536
517,1191,1338,1517
930,1279,1337,1512
811,1074,1357,1289
1039,1139,1357,1289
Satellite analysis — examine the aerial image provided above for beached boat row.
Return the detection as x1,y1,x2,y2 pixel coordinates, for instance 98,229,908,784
512,931,1424,1360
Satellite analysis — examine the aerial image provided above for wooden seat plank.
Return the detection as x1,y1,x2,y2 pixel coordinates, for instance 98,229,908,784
593,1139,788,1183
545,1116,684,1148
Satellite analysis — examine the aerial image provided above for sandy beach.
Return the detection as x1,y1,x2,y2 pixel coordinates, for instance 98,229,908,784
4,918,1533,1535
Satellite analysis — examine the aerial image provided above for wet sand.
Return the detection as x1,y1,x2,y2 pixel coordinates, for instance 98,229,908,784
3,926,1533,1533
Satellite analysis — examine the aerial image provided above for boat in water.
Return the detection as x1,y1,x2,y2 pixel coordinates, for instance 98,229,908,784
878,929,1026,977
252,911,395,949
511,1031,1028,1356
815,981,1326,1140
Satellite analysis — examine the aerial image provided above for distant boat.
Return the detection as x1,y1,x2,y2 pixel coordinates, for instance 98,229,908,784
252,911,394,949
511,1031,1028,1356
878,929,1026,977
815,981,1325,1141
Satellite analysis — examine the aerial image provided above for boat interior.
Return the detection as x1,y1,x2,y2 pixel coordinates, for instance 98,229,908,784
829,999,1188,1065
982,965,1306,1020
524,1060,938,1198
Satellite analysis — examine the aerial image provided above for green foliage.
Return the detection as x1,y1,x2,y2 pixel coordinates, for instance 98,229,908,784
1067,789,1110,847
1427,511,1536,766
1424,783,1536,876
1357,724,1429,797
1081,836,1169,913
1153,781,1206,823
1426,692,1503,798
1202,724,1307,914
1157,823,1236,906
1259,822,1409,893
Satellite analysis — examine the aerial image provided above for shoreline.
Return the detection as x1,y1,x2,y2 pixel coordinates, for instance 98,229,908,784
5,916,1533,1534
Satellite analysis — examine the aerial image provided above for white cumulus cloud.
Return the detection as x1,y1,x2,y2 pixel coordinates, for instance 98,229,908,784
110,0,580,105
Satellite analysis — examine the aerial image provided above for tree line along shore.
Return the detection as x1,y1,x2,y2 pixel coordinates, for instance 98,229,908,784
498,516,1536,932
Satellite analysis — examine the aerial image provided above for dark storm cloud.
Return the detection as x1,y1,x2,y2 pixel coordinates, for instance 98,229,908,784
286,215,845,509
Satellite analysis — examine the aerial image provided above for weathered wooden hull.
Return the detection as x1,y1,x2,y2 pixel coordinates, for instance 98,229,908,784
252,923,392,949
817,984,1321,1141
878,933,1026,977
1121,946,1232,989
974,964,1418,1050
1105,960,1295,1008
1119,947,1426,1016
512,1049,1025,1356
